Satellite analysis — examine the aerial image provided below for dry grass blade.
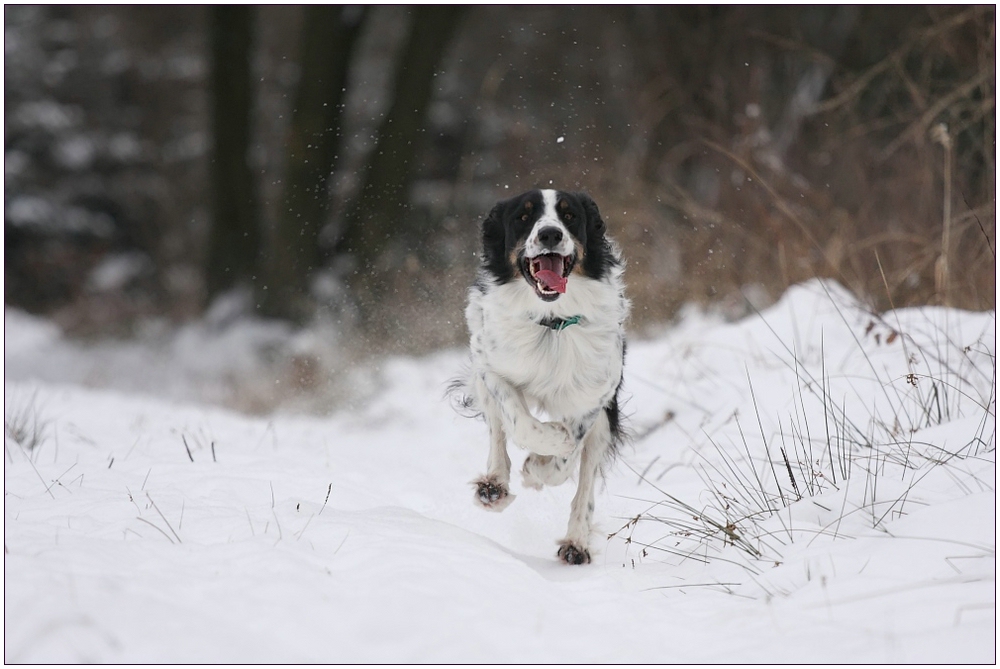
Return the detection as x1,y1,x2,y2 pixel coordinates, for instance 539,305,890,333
146,493,182,544
699,138,842,282
136,516,176,544
4,391,49,457
880,71,992,162
631,282,994,583
621,459,764,559
811,6,984,116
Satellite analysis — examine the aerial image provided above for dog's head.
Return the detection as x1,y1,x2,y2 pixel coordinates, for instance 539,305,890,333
480,189,612,302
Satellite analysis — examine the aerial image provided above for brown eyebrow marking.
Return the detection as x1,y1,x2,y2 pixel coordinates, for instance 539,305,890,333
559,199,569,210
524,201,533,211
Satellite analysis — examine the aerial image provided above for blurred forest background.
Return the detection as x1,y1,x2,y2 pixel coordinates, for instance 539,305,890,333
5,5,996,357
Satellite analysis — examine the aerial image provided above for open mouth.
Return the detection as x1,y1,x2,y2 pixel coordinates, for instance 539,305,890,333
522,253,575,301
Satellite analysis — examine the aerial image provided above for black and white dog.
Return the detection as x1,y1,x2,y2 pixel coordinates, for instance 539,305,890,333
453,189,629,565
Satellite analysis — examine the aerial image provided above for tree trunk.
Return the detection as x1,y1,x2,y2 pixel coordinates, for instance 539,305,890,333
337,6,465,279
205,6,260,302
258,6,368,320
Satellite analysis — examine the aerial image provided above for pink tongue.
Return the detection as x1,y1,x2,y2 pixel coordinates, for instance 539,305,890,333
535,269,567,293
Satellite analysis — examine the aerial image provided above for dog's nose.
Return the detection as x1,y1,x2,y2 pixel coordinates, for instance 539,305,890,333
536,226,563,248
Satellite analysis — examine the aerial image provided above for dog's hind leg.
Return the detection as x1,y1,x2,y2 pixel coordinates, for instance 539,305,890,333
521,453,573,490
471,374,515,512
521,408,598,489
522,406,602,490
556,410,612,565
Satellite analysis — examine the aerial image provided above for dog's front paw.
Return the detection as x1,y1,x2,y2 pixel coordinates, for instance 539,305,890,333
518,420,575,457
472,475,515,512
557,541,591,565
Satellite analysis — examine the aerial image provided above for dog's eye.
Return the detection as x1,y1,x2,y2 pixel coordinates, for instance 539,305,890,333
520,213,530,222
563,213,574,222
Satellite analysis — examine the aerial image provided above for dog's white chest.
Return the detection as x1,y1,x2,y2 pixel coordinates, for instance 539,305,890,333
513,330,617,408
475,293,624,417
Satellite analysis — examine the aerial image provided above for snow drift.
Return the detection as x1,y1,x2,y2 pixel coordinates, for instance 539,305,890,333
4,280,995,663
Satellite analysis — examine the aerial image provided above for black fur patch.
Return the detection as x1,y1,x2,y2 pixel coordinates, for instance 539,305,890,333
481,191,543,284
602,340,629,465
576,192,619,281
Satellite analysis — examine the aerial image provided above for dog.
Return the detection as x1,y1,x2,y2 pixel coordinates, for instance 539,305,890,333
452,188,629,565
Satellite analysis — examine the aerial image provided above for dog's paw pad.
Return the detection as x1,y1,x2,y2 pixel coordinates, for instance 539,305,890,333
557,542,591,565
473,477,514,511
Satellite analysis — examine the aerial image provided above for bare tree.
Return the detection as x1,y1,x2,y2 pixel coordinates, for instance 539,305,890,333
337,6,465,285
259,6,369,320
205,5,260,301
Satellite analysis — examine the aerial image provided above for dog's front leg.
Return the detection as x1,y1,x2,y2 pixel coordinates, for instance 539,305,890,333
471,373,515,511
480,371,575,457
557,409,613,565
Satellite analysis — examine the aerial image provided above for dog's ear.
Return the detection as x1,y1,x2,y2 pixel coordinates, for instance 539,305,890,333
577,192,612,280
481,201,513,281
482,202,503,241
578,192,606,237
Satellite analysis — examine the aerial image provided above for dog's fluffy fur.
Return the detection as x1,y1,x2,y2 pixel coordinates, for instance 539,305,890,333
452,189,629,565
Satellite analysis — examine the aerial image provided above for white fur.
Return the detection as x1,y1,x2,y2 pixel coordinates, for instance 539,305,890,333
466,261,627,419
461,199,629,564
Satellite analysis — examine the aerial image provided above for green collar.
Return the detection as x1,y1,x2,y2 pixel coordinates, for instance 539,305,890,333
538,315,582,331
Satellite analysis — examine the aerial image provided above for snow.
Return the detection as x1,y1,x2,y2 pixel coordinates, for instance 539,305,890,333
4,280,996,663
86,252,152,292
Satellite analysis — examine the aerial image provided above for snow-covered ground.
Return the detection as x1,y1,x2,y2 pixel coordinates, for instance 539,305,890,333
5,280,996,663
